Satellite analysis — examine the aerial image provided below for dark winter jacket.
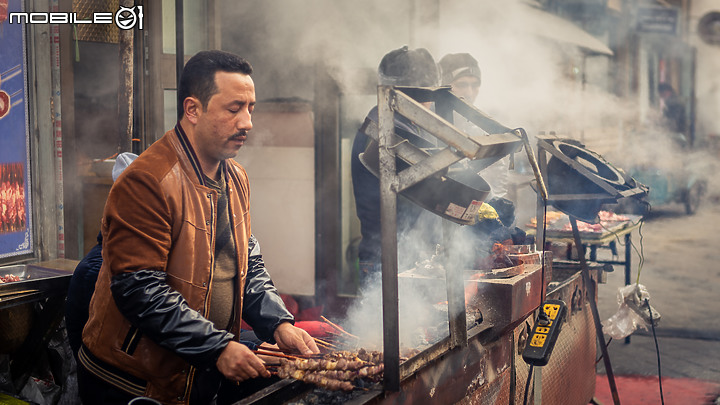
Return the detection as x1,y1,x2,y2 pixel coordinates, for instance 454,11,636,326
65,232,103,359
80,124,293,404
351,107,438,266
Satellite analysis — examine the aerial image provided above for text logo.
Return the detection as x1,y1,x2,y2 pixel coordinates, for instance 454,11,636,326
9,6,144,30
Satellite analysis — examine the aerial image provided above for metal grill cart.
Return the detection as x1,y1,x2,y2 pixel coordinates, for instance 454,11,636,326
236,86,627,404
372,85,525,392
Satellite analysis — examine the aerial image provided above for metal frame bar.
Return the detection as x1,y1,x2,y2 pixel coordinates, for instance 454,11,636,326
392,91,481,158
376,85,524,391
536,136,623,197
569,218,621,405
534,135,647,214
378,86,401,391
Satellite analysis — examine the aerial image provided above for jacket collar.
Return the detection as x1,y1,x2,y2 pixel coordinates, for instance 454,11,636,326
174,122,207,186
174,122,231,187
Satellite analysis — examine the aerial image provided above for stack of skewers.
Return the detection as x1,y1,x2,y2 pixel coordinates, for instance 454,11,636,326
254,317,385,391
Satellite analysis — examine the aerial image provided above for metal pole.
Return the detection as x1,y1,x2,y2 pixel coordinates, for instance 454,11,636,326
624,232,632,345
379,86,400,392
570,217,621,405
50,0,65,258
118,0,134,153
175,0,184,119
443,219,467,348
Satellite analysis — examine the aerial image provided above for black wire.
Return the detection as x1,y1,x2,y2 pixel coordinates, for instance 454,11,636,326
522,364,534,405
595,337,613,365
647,298,664,404
522,191,545,405
541,203,547,298
632,220,645,284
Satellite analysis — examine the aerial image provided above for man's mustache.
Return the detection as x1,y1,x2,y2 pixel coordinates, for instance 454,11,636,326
230,130,248,140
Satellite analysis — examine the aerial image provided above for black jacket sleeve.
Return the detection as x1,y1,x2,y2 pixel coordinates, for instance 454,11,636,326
65,235,103,357
241,234,295,343
111,270,233,370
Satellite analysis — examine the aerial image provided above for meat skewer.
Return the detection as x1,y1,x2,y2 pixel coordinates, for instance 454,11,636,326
277,368,355,391
313,337,337,349
321,316,360,340
279,357,370,371
271,348,386,391
255,346,323,358
251,349,300,360
255,346,293,354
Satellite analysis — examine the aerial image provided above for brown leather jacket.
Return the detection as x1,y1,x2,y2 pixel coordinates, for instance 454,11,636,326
81,125,292,404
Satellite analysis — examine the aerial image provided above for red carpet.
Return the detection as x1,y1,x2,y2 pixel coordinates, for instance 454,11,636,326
594,375,720,404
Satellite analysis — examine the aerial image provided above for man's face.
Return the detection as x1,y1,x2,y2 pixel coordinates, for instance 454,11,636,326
192,71,255,165
451,76,481,104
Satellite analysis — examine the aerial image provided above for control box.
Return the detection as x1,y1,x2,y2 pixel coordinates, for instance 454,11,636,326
522,300,567,366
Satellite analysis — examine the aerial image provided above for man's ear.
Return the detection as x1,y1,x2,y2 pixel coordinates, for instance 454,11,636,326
184,97,202,124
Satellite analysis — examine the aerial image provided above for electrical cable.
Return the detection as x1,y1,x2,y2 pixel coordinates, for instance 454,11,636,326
540,202,548,300
602,204,664,402
522,364,534,405
647,298,665,404
634,220,646,284
622,204,663,402
595,337,613,365
522,179,547,405
599,216,645,278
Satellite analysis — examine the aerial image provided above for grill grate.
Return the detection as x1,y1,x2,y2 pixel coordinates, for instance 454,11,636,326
72,0,119,43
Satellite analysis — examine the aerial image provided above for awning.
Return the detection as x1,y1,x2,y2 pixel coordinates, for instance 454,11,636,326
520,4,614,56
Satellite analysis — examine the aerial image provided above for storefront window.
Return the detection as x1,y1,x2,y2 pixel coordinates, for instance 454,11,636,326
161,0,208,56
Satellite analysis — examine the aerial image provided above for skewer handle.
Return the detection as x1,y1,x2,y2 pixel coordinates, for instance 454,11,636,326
252,349,299,360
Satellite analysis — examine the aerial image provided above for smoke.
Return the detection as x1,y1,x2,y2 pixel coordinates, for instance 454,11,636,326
341,271,450,350
222,0,644,145
340,221,494,350
219,0,720,344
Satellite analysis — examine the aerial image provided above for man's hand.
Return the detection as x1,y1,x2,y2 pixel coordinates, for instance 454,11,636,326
216,341,270,381
273,322,320,355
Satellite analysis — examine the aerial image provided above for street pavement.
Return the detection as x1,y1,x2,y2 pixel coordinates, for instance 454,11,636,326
593,197,720,403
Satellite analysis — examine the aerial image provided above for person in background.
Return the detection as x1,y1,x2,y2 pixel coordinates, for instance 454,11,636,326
658,82,686,139
351,45,442,285
78,50,318,405
438,53,525,257
65,152,137,361
438,52,510,200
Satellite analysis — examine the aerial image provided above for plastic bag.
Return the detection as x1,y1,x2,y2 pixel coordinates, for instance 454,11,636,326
18,377,60,405
602,283,661,340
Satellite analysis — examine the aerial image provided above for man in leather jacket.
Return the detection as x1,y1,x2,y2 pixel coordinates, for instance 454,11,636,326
78,50,318,405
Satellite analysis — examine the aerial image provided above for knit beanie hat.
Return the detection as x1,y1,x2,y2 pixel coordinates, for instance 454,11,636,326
378,46,439,87
112,152,138,182
438,53,481,86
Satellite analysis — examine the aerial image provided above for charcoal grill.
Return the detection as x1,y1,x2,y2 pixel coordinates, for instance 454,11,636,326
234,259,605,405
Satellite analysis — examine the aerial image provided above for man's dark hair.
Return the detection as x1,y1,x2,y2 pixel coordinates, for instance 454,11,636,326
177,50,253,120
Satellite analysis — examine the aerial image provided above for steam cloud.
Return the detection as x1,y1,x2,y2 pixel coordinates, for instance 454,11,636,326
221,0,719,343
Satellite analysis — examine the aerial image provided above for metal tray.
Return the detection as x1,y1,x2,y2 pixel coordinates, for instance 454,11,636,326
530,215,643,241
0,260,76,308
